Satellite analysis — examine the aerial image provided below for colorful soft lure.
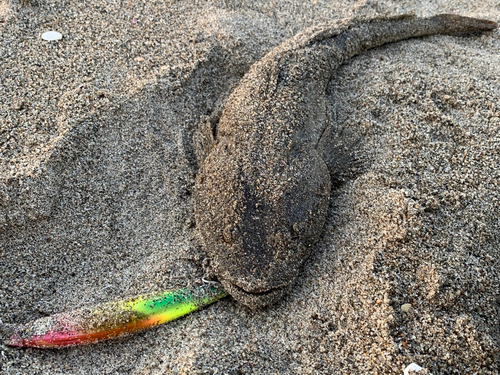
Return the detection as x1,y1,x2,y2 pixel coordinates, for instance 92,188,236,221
2,283,227,348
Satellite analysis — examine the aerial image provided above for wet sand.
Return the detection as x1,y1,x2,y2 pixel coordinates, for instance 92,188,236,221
1,0,499,373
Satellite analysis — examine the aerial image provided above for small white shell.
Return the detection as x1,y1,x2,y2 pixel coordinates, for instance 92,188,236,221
41,31,63,41
401,303,412,312
404,363,423,375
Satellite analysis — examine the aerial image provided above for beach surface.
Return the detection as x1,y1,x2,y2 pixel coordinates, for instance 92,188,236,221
1,0,499,374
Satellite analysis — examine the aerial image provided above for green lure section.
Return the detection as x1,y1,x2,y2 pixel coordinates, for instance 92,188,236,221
3,284,227,348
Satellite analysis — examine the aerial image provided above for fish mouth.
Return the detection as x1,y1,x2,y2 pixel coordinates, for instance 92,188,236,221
219,279,290,309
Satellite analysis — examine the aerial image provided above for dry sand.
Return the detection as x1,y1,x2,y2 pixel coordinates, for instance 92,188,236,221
1,0,499,374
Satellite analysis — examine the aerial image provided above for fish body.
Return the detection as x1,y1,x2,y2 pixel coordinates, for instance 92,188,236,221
194,14,497,308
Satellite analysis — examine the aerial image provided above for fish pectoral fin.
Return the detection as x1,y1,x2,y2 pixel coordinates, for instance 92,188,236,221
193,115,216,167
316,124,373,186
193,105,224,167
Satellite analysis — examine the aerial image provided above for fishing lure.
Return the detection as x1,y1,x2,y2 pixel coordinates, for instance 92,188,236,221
2,283,227,348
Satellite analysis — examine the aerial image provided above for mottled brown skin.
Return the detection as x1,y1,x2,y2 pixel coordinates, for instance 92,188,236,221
194,14,497,308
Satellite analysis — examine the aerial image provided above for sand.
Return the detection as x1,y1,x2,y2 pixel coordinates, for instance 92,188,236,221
0,0,499,374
